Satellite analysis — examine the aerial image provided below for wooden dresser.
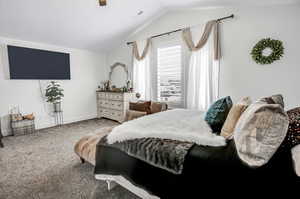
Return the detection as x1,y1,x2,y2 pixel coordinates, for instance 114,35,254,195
96,92,136,123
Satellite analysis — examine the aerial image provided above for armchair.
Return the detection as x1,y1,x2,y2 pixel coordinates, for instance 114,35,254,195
125,101,168,121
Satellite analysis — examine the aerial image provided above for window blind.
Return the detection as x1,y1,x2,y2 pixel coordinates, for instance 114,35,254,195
157,45,182,107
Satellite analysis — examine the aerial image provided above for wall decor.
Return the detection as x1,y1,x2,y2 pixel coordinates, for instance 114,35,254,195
251,38,284,65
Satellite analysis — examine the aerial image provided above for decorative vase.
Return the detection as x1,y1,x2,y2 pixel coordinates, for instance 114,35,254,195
54,102,62,112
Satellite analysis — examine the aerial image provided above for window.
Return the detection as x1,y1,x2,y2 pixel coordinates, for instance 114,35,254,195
157,45,183,107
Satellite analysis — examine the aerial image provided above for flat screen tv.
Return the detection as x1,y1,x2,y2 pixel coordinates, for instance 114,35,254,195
7,45,70,80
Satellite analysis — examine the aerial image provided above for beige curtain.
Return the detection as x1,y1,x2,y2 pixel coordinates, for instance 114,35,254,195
132,38,152,61
132,39,152,100
182,20,220,60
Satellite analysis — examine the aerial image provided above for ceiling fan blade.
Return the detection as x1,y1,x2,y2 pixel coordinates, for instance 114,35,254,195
99,0,107,6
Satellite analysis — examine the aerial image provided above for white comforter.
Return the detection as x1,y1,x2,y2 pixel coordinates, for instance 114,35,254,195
107,109,226,147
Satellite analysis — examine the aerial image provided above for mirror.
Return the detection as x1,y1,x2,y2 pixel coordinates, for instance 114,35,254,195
109,62,129,89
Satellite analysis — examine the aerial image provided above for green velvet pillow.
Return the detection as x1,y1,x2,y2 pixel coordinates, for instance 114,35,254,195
205,96,233,134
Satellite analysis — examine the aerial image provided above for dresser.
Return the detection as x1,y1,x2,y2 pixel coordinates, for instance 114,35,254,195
96,92,136,123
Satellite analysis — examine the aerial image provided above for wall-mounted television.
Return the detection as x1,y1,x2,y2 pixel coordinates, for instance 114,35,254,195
7,45,71,80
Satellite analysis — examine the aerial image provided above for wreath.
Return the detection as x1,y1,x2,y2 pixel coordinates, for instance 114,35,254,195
251,38,284,65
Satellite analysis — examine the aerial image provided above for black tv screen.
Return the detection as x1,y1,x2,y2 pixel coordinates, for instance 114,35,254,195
8,45,70,80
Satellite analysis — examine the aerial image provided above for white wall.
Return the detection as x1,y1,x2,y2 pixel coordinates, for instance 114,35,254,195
108,4,300,109
0,37,108,136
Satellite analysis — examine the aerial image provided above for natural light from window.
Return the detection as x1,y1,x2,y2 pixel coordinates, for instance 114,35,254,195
157,45,182,107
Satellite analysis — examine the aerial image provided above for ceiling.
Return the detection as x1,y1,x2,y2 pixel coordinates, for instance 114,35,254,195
0,0,299,52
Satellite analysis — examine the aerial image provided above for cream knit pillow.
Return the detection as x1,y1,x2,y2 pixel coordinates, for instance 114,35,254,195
234,95,289,167
220,97,252,139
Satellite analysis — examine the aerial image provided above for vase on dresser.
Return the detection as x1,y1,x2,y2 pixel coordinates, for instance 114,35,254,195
96,91,136,123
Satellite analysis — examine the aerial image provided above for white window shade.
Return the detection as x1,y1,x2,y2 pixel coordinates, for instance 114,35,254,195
157,45,182,107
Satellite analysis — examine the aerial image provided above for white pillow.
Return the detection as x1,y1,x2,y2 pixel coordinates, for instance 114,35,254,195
292,145,300,177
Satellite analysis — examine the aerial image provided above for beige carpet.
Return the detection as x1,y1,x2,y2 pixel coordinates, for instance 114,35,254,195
0,119,140,199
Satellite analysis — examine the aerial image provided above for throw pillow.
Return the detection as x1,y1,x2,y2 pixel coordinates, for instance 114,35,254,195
220,97,252,139
234,95,289,167
281,107,300,149
258,94,285,108
23,113,35,120
129,101,151,114
150,102,168,114
205,96,233,134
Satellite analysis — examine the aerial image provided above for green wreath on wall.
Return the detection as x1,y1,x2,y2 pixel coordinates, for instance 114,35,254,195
251,38,284,65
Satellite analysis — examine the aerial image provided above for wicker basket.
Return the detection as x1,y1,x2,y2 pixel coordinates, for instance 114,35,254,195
11,119,35,136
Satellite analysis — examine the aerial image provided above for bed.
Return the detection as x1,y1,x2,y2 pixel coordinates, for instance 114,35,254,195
91,106,299,199
74,95,300,198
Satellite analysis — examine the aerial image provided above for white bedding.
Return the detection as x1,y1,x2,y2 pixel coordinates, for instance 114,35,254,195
107,109,226,147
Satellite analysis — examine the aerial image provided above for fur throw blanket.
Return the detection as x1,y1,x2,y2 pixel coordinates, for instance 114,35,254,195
100,136,194,174
107,109,226,147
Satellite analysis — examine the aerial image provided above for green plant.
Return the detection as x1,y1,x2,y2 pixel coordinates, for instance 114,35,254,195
251,38,284,65
45,81,64,103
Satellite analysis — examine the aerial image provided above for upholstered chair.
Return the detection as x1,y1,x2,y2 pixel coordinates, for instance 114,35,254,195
125,101,168,122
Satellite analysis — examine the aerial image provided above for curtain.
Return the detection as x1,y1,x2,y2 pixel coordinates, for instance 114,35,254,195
182,20,220,60
184,21,220,111
132,39,152,100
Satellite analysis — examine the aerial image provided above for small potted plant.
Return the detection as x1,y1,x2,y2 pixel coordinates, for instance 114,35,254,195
45,81,64,112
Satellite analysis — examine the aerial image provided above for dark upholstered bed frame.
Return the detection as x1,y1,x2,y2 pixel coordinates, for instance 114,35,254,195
95,140,299,198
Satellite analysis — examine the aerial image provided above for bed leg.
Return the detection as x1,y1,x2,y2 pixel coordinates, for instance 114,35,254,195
106,180,112,191
80,157,85,164
105,180,117,191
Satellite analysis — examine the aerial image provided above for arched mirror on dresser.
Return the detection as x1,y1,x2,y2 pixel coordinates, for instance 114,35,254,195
109,62,129,89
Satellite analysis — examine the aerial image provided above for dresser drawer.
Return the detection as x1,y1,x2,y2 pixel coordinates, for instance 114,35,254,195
107,93,123,101
97,92,106,99
98,100,110,108
98,109,124,122
110,101,123,110
110,110,124,121
99,100,122,110
99,109,111,118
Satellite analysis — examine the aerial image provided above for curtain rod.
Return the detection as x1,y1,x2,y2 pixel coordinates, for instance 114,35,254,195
126,14,234,45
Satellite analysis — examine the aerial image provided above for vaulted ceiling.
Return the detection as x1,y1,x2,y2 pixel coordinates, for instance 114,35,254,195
0,0,298,52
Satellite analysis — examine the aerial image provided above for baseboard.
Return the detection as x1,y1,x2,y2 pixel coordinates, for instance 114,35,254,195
63,114,98,125
36,113,98,130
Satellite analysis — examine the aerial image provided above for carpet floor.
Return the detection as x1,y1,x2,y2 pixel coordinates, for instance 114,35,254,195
0,119,140,199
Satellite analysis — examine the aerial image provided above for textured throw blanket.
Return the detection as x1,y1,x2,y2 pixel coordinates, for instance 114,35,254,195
107,109,226,147
100,136,194,174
